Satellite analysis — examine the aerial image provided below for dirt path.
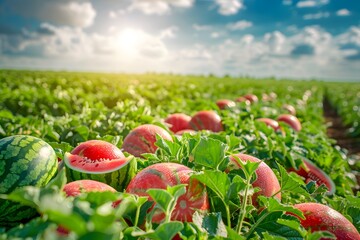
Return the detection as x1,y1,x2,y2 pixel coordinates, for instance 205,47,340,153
323,98,360,192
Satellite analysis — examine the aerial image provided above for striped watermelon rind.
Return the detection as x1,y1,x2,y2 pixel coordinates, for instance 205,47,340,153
64,154,137,192
0,135,58,228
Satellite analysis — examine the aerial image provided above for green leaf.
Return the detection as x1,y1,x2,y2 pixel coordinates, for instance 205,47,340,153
346,194,360,207
191,137,227,169
153,221,184,239
75,125,90,139
155,135,181,157
226,226,246,240
261,232,287,240
147,189,173,214
258,197,304,219
305,231,336,240
114,194,151,226
0,186,41,209
166,184,187,200
227,175,247,201
132,222,184,240
45,168,67,191
347,206,360,232
276,163,310,197
147,185,186,222
0,110,14,119
80,191,120,206
251,212,304,239
230,155,261,180
3,217,52,239
178,222,206,239
192,170,230,201
48,210,88,235
192,212,227,237
78,232,114,240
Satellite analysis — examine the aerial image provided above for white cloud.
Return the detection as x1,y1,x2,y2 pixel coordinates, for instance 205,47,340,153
240,35,255,45
336,9,351,17
215,0,244,15
211,32,221,38
182,26,357,80
179,44,212,60
2,22,360,81
129,1,170,15
193,24,212,31
227,20,253,31
336,26,360,46
109,11,117,19
7,0,96,28
297,1,316,8
303,12,330,20
296,0,329,8
128,0,194,15
264,31,287,54
0,23,170,69
159,26,178,39
282,0,292,5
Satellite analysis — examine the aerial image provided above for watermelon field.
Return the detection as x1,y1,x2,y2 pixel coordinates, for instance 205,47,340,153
0,70,360,239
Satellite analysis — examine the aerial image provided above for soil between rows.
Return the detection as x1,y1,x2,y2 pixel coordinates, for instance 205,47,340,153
323,98,360,192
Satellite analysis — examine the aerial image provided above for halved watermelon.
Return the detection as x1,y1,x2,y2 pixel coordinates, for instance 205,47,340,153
64,140,137,191
289,157,335,195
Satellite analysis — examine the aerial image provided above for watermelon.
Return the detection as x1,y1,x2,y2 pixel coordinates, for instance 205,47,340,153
289,157,335,195
63,179,117,197
293,203,360,239
228,153,281,205
126,162,209,223
64,140,137,191
122,124,173,158
0,135,58,228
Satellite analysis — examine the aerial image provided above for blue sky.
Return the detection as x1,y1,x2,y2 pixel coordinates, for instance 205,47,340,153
0,0,359,81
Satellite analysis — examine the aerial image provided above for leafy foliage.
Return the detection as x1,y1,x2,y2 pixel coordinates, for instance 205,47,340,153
0,70,359,239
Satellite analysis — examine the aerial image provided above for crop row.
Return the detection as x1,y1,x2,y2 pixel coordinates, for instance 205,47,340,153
0,70,359,239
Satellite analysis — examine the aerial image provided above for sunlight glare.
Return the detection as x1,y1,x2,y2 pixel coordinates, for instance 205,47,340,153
117,28,144,56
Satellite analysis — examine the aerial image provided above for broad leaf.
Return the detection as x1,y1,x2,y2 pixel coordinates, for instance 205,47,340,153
276,163,310,197
192,170,230,201
191,137,227,169
193,212,227,237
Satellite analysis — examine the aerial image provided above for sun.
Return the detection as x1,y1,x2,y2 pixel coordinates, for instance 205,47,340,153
117,28,145,56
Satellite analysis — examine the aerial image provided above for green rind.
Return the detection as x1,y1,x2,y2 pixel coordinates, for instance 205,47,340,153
0,200,39,228
66,157,137,192
0,135,58,227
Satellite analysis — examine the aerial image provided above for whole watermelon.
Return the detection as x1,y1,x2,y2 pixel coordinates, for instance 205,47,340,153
0,135,58,228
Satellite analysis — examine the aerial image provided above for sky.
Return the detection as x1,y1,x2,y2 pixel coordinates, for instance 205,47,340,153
0,0,359,81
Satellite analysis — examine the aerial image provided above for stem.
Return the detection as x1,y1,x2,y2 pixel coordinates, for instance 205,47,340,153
270,189,282,198
236,177,251,234
245,212,270,239
165,199,176,223
225,204,231,228
134,204,141,227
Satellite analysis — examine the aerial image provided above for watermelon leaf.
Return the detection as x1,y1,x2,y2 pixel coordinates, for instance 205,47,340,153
114,194,150,227
155,135,182,159
192,170,230,201
132,221,183,240
147,184,186,223
192,212,227,237
275,163,310,197
248,211,304,239
258,197,304,219
191,137,227,170
0,186,41,209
